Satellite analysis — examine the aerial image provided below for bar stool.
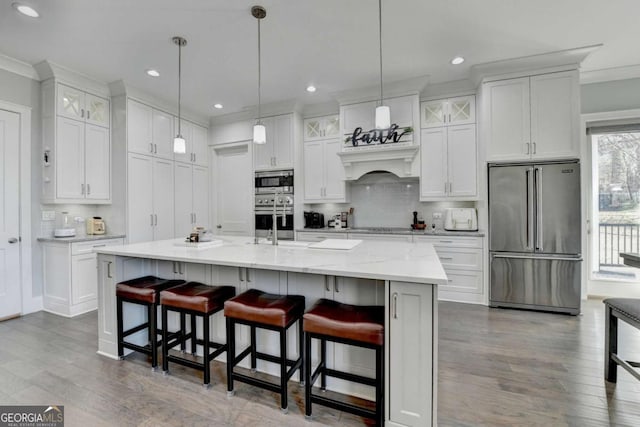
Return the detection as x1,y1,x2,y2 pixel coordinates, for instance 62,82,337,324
116,276,185,370
303,298,384,426
224,289,305,412
160,282,236,387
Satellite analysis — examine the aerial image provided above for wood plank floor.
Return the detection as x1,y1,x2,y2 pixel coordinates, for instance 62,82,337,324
0,298,639,426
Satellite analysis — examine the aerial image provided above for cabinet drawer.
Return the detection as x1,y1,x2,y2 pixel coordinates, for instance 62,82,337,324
296,232,348,242
442,269,483,294
436,247,482,270
72,238,124,255
414,235,482,248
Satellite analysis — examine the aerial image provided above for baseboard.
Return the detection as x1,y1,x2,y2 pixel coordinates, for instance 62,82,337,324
22,296,43,315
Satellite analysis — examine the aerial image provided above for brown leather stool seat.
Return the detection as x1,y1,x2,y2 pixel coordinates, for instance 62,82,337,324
304,298,385,426
303,299,384,346
224,289,305,412
116,276,186,369
224,288,305,327
160,282,235,387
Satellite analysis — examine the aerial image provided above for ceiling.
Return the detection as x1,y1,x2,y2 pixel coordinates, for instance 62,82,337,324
1,0,639,118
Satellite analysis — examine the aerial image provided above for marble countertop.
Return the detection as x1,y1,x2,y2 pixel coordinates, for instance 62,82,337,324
621,252,640,268
94,236,447,285
37,234,126,243
297,227,485,237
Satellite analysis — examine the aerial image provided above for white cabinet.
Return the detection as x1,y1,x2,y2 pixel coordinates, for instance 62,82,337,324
304,114,340,141
421,95,475,128
42,80,111,204
414,235,484,304
303,138,348,202
341,95,418,136
174,119,209,166
388,281,436,427
174,163,209,239
127,99,154,155
57,83,110,127
42,238,124,317
127,153,175,243
253,114,293,170
350,233,412,242
152,108,174,160
420,124,477,200
484,70,579,161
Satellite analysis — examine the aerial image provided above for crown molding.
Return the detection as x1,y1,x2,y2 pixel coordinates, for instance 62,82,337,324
331,75,430,105
0,52,39,80
34,60,111,97
471,44,602,85
210,99,301,126
580,64,640,85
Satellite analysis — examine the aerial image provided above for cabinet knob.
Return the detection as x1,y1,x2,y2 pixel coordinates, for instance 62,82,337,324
8,237,18,244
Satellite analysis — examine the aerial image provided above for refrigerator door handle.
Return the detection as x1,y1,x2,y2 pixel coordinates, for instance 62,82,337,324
526,168,534,250
492,253,582,262
535,167,543,251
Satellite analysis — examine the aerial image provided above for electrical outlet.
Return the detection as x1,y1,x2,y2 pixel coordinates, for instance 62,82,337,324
42,210,56,221
432,212,442,220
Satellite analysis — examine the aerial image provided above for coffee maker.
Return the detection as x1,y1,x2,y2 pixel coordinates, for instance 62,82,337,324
304,211,325,228
328,212,348,229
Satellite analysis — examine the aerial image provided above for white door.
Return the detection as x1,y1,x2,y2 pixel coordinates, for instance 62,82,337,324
127,99,153,155
57,83,85,122
0,110,21,319
174,162,194,239
447,124,477,198
303,141,324,201
84,124,110,200
56,116,85,199
273,115,292,168
71,253,98,304
152,108,174,160
127,153,154,243
192,166,209,228
323,139,346,200
85,93,110,127
174,118,193,164
215,144,253,235
485,77,531,161
420,127,447,199
448,95,476,126
421,99,447,128
153,159,175,240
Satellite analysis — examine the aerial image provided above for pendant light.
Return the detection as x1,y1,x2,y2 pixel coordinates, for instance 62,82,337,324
375,0,390,129
173,36,187,153
252,5,267,144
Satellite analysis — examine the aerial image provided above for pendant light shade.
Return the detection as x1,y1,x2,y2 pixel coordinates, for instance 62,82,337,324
252,5,267,144
173,36,187,153
374,0,389,129
253,123,266,144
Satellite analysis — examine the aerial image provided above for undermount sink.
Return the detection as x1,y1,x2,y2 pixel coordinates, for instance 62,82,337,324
255,238,310,248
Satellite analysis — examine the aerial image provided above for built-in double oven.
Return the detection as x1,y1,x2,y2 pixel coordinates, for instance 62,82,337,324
254,170,294,240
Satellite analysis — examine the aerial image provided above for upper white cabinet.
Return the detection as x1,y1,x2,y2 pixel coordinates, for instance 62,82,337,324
253,114,293,170
174,163,209,239
484,70,579,161
420,125,477,200
174,118,209,166
127,99,154,155
42,80,111,204
303,138,348,202
341,95,418,138
304,114,340,141
152,109,175,160
421,95,475,128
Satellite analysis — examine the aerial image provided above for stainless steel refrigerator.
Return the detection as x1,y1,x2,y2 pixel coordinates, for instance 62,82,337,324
489,160,582,315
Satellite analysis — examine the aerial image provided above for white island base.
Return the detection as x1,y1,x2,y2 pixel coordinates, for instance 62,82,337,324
95,237,445,427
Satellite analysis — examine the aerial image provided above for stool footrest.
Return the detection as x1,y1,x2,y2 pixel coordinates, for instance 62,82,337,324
310,362,325,385
122,322,149,338
611,353,640,381
122,341,152,355
323,368,377,387
311,393,376,420
232,372,281,394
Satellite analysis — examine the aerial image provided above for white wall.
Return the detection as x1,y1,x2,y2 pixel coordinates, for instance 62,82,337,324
581,77,640,114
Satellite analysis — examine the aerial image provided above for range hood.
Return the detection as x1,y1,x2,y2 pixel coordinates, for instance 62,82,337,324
337,144,419,180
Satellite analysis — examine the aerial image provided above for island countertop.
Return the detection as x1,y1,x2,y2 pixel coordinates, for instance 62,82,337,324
94,236,447,286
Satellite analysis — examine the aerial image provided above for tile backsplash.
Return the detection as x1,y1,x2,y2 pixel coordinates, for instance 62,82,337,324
39,204,104,237
306,172,475,229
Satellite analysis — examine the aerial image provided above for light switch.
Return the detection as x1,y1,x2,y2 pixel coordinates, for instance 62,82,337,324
42,210,56,221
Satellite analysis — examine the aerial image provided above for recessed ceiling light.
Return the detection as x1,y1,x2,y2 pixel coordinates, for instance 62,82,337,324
306,85,317,93
146,69,160,77
450,56,465,65
12,3,39,18
213,104,223,109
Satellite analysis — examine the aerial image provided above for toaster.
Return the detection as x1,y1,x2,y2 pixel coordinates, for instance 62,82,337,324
304,211,325,228
86,216,106,235
443,208,477,231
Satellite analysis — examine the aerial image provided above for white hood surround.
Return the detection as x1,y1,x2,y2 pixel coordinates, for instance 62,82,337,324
338,144,419,180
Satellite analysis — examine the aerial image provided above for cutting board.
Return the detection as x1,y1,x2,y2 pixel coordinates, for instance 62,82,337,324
308,239,362,250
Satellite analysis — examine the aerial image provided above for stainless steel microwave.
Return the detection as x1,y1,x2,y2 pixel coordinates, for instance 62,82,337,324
255,169,294,194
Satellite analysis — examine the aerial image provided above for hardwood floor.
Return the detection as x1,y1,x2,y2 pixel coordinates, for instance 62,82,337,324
0,298,639,426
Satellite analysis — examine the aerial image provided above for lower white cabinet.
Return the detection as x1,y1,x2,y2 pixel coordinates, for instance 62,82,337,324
388,281,436,427
351,233,412,242
43,238,124,317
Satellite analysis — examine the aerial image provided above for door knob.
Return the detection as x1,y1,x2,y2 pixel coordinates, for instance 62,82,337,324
8,237,18,244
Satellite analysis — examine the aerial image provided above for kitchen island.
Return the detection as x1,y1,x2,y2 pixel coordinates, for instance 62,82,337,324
94,236,446,427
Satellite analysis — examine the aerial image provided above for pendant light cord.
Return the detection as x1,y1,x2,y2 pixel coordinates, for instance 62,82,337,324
379,0,383,106
178,41,182,136
257,17,261,124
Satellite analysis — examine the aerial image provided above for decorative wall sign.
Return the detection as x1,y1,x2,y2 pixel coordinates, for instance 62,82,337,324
344,123,413,147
